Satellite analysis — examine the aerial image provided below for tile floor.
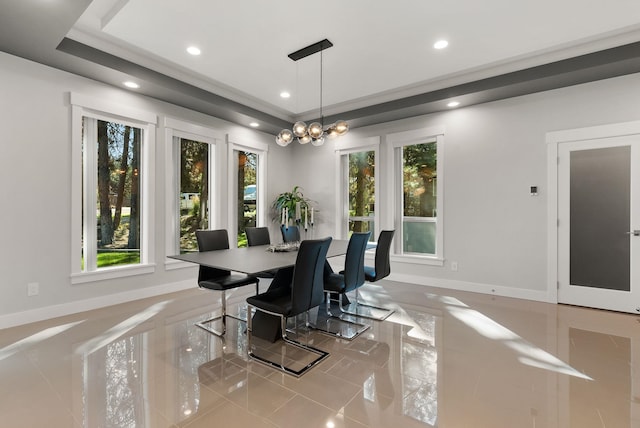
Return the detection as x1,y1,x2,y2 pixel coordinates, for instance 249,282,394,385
0,280,638,427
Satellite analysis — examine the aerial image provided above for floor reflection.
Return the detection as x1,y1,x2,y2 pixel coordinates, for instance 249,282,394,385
1,282,639,427
569,328,630,426
82,333,147,427
400,309,439,425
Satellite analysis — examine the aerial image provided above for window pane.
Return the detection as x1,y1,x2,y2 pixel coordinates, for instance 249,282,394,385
349,219,374,236
179,139,209,254
93,120,141,268
403,142,437,255
237,151,257,247
403,220,436,254
348,151,375,237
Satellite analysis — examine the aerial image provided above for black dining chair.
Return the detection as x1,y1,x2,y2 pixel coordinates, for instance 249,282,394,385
364,230,395,283
246,237,332,377
280,224,301,243
330,230,394,321
195,229,259,337
245,226,271,247
317,232,371,339
245,226,277,279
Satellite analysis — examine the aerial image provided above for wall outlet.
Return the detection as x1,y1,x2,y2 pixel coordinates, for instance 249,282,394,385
27,282,39,296
451,262,458,272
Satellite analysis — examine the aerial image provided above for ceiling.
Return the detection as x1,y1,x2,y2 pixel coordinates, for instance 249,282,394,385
3,0,640,135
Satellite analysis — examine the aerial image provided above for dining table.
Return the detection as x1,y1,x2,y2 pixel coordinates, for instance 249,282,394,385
169,239,349,275
169,238,351,341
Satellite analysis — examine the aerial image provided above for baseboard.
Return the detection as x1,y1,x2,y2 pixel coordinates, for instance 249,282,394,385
0,280,195,330
387,272,552,303
0,274,551,330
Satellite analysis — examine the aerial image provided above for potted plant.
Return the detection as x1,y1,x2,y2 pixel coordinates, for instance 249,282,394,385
271,186,315,226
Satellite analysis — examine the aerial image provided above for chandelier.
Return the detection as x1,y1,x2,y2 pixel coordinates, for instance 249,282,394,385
276,39,349,147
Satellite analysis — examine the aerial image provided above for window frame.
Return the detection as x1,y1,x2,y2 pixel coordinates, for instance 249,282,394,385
70,93,157,284
388,126,445,266
164,117,224,268
335,137,380,240
226,136,268,247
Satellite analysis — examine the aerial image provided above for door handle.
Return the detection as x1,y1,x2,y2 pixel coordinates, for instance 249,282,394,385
626,230,640,236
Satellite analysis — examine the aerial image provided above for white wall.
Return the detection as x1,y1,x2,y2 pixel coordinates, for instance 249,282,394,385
0,52,293,328
293,72,640,302
3,47,640,328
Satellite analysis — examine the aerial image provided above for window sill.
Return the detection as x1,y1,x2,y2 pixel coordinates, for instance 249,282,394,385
390,254,444,267
71,264,155,285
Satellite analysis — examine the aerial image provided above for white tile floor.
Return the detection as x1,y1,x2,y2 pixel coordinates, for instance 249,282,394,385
1,280,638,427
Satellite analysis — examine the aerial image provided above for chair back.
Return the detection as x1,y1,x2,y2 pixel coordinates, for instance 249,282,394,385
343,232,371,292
373,230,394,281
280,225,301,243
246,227,271,246
290,237,332,316
195,229,231,281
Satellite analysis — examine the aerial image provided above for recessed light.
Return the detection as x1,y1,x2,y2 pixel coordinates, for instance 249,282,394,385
447,101,460,107
434,40,449,50
123,81,139,89
187,46,201,56
280,91,291,99
249,122,259,128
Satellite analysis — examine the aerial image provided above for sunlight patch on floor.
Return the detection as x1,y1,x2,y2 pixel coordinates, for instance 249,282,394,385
75,300,172,355
0,320,85,361
445,299,592,380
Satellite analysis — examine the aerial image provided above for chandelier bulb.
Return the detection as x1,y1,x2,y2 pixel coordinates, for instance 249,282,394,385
298,134,312,144
293,121,308,138
276,129,294,146
335,120,349,136
308,122,323,139
325,124,338,139
311,136,325,146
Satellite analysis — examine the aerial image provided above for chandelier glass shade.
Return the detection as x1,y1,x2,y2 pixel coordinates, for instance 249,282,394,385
276,39,349,147
276,119,348,147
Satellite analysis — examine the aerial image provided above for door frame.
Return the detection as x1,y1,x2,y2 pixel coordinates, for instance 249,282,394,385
546,120,640,305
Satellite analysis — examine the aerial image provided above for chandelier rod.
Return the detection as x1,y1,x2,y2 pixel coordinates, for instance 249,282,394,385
319,48,323,127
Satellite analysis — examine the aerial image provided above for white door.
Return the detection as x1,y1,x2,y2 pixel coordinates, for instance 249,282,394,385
558,135,640,313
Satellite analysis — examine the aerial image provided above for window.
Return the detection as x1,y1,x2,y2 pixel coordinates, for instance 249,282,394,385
336,138,379,240
227,139,268,248
87,119,142,267
164,118,221,263
348,150,375,238
390,127,444,262
71,93,156,283
178,138,210,253
236,150,258,247
402,142,437,253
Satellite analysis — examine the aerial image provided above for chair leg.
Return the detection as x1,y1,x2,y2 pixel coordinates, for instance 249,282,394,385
247,304,253,349
337,289,395,321
313,291,369,340
196,289,248,337
246,305,329,377
325,292,333,317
